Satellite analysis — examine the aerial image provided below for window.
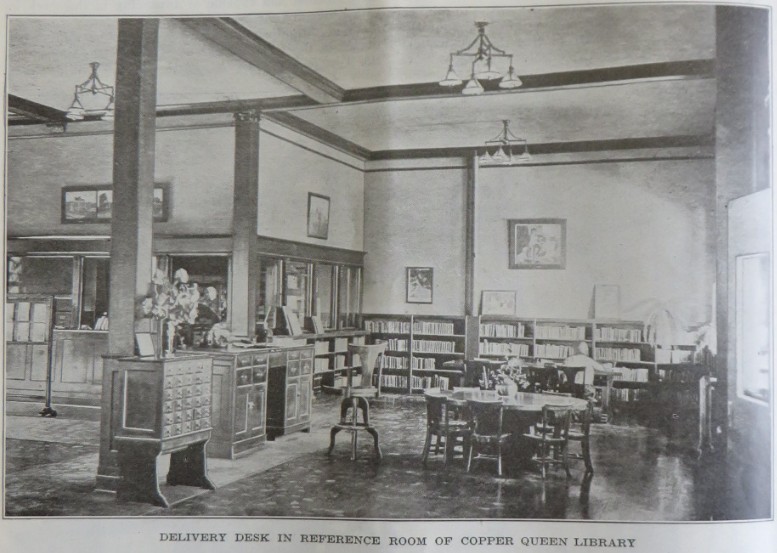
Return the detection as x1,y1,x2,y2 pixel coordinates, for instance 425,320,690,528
80,257,110,329
338,266,361,329
736,253,771,404
284,261,310,325
314,263,335,330
257,257,283,331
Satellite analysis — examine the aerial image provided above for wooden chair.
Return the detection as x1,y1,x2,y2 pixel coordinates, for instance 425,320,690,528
466,400,510,476
557,365,587,398
567,400,595,474
421,393,471,468
523,405,572,479
527,366,561,392
328,341,387,461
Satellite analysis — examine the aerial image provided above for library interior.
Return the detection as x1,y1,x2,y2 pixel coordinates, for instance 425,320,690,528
3,4,772,521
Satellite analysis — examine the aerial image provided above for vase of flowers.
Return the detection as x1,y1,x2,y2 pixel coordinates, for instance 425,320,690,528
480,357,531,394
140,268,200,358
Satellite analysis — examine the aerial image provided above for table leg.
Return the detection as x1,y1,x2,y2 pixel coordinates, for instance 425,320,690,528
117,442,169,508
167,440,216,490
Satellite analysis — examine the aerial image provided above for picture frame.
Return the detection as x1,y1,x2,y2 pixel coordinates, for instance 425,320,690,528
406,266,433,304
481,290,517,316
306,192,330,239
61,183,169,223
507,218,566,269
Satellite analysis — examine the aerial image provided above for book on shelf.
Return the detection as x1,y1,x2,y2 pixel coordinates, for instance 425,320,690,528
613,367,650,383
307,315,324,334
480,322,526,338
314,358,330,373
595,326,643,342
479,340,529,357
535,324,586,340
334,337,348,352
596,347,642,362
534,343,573,358
380,374,408,389
352,353,361,367
411,356,436,370
352,336,366,346
334,354,347,368
412,320,455,335
279,306,303,336
314,341,330,355
412,339,455,353
386,338,409,351
381,355,409,370
364,319,411,334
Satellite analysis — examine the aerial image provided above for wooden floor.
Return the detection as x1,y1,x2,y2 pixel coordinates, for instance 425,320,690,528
4,395,766,520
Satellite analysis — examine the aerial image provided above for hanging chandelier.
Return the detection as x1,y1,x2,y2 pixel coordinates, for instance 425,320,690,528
66,62,115,121
479,120,531,166
439,22,523,95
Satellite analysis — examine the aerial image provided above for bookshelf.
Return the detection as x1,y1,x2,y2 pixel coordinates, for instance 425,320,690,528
362,314,467,393
302,330,368,392
473,316,707,434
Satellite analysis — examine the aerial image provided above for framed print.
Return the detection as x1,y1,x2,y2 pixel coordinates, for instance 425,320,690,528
61,183,169,223
307,192,330,239
508,218,566,269
406,266,433,304
481,290,517,315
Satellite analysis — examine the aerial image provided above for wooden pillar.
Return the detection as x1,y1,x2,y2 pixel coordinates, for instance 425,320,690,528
465,153,477,316
97,18,159,491
464,153,479,361
230,111,261,338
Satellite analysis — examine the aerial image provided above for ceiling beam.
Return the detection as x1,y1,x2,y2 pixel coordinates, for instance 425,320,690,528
8,94,67,124
155,95,316,117
369,134,715,160
263,111,371,160
327,59,716,106
178,17,344,104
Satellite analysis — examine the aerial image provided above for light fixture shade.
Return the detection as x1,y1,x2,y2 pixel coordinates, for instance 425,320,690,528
474,60,503,80
66,106,85,121
499,71,523,89
478,150,494,165
439,66,463,87
516,146,532,162
491,146,509,164
462,78,485,95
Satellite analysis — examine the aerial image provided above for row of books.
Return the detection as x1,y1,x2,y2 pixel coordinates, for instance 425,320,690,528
413,321,455,335
479,341,530,356
613,367,650,382
594,327,643,343
412,339,456,353
314,358,330,372
379,374,450,390
380,355,410,369
612,388,652,402
479,322,527,338
364,320,411,334
595,347,642,362
534,344,573,359
534,325,587,340
313,341,330,355
384,338,409,351
411,357,436,370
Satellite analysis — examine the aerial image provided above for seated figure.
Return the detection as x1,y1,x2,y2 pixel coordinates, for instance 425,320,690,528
562,341,606,398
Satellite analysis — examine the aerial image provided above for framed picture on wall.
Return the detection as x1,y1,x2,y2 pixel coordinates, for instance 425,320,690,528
508,218,566,269
406,267,433,304
61,183,169,223
307,192,330,239
481,290,517,316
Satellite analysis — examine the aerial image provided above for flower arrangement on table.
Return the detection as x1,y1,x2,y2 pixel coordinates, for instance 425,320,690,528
479,358,531,394
140,268,213,356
